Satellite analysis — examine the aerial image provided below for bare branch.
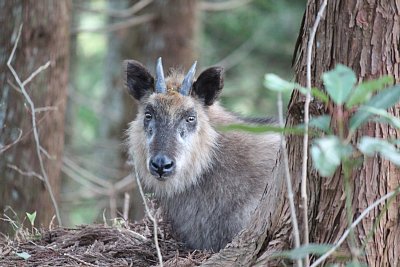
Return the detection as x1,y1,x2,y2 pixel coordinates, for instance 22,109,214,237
7,164,44,181
22,61,51,87
277,92,302,267
7,24,62,226
134,169,163,267
200,0,252,11
310,187,400,267
61,165,109,196
72,13,155,34
302,1,327,265
0,129,22,154
40,145,56,160
76,0,153,18
35,106,58,113
63,157,112,188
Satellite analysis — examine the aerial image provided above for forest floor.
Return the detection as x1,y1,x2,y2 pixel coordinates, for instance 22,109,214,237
0,208,212,266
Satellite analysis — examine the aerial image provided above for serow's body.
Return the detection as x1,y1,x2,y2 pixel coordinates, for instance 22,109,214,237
125,58,280,251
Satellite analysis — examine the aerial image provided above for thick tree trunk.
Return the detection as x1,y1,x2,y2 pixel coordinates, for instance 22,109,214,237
290,0,400,265
202,0,399,266
0,0,70,232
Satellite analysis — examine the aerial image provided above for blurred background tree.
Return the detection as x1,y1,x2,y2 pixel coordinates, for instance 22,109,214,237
0,0,71,233
1,0,306,229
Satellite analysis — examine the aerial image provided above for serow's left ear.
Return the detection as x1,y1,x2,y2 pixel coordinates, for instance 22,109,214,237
124,60,154,101
192,67,224,106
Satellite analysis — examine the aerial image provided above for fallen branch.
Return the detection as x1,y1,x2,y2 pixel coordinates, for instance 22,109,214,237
7,24,62,226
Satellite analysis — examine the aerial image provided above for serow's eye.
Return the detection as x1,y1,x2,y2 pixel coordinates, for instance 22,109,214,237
145,112,152,120
186,116,196,123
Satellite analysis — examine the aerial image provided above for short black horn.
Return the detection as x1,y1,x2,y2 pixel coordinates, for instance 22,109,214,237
179,61,197,96
155,57,167,94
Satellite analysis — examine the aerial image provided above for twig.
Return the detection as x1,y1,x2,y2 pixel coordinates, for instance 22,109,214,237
123,192,130,221
22,61,51,87
7,164,44,181
302,1,327,266
200,0,252,11
72,13,155,34
61,165,109,196
310,187,400,267
0,129,22,154
7,24,62,226
35,106,58,113
63,252,98,267
277,92,302,267
134,169,163,267
76,0,153,18
40,145,56,160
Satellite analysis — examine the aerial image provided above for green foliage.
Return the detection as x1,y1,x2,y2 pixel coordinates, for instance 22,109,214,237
358,137,400,165
26,211,36,227
349,85,400,132
266,65,398,178
322,64,356,105
311,136,352,177
346,75,394,108
309,115,331,133
264,64,399,264
219,123,304,135
273,243,333,260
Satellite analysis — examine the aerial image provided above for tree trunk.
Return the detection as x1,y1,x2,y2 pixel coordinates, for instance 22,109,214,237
0,0,70,232
202,0,400,266
290,0,400,265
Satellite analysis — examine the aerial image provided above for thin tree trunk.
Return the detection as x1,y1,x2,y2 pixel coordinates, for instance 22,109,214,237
0,0,70,232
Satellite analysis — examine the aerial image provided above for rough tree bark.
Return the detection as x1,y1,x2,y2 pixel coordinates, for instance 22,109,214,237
202,0,399,266
0,0,71,232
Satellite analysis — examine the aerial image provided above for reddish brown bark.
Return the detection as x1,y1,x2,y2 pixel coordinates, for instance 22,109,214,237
0,0,70,232
202,0,400,266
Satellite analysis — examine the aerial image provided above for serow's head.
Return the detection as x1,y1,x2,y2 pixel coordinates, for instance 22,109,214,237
125,58,223,195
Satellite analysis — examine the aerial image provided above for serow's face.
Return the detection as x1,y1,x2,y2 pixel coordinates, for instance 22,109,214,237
125,58,224,192
143,95,198,180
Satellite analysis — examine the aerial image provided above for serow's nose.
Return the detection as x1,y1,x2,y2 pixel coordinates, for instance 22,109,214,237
149,154,175,179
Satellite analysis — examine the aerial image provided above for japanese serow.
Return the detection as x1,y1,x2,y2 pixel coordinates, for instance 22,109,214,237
125,58,280,251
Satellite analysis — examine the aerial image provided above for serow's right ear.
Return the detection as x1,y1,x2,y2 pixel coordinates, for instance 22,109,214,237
124,60,154,101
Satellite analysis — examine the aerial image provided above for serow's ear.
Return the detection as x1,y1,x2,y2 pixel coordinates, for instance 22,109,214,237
192,67,224,106
124,60,154,101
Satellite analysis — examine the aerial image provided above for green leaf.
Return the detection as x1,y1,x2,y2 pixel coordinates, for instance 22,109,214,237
264,74,298,93
218,123,305,135
358,137,400,165
26,211,36,227
346,75,394,108
273,243,332,260
322,64,356,105
309,115,331,133
311,136,352,177
364,107,400,129
349,85,400,132
16,252,31,260
311,87,330,105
